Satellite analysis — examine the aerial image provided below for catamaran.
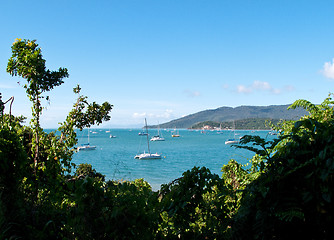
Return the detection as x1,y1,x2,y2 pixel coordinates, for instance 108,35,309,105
135,118,162,160
77,129,96,151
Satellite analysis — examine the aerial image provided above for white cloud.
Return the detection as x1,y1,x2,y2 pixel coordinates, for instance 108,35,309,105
252,80,271,90
156,109,173,118
183,89,201,98
133,112,147,118
236,81,293,95
321,59,334,79
283,85,295,92
236,85,252,93
132,109,174,120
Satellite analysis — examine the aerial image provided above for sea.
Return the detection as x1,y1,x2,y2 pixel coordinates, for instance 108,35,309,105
72,128,275,191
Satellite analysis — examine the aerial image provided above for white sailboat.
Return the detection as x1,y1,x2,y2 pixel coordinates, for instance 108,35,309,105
150,122,165,141
77,129,96,151
109,129,117,138
135,118,162,160
225,121,239,145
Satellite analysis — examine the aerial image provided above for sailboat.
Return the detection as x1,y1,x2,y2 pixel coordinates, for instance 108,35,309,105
225,121,239,145
109,129,117,138
150,122,165,141
217,123,224,134
171,128,180,137
134,118,162,160
77,129,96,151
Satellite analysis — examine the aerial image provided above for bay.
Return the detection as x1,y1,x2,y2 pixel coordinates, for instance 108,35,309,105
73,129,274,190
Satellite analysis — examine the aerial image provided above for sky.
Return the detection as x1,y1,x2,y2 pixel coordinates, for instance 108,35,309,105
1,0,334,128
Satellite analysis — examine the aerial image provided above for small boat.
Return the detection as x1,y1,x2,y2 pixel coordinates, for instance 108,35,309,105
108,129,116,138
225,120,239,145
77,129,96,151
138,131,148,136
172,128,180,137
224,139,239,145
135,118,162,160
217,123,224,134
150,123,165,141
134,151,162,160
77,143,97,151
150,135,165,141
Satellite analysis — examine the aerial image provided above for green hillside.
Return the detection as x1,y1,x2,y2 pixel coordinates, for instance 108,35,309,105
150,104,308,129
190,118,282,130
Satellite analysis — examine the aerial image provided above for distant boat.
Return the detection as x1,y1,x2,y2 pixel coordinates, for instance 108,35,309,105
150,135,165,141
217,123,224,134
134,151,162,160
150,123,165,141
138,131,148,136
225,121,239,145
77,129,96,151
135,118,162,160
77,143,97,151
108,129,116,138
224,139,239,145
172,128,180,137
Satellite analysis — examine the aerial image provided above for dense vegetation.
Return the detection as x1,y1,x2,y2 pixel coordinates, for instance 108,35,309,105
1,39,334,239
189,118,282,130
154,105,307,129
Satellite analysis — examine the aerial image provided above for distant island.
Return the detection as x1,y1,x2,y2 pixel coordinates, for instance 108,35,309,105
149,104,308,129
189,118,282,130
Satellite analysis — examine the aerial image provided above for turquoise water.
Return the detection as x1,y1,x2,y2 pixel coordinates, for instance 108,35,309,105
73,129,273,190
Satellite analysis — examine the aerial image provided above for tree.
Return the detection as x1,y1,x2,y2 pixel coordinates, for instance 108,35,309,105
158,166,230,239
231,95,334,239
7,38,69,173
2,39,113,239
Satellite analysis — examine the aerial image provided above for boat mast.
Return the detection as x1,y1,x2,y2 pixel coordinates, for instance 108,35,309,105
145,118,151,154
88,128,90,144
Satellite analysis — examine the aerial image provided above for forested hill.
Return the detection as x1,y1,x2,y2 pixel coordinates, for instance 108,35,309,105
152,104,308,129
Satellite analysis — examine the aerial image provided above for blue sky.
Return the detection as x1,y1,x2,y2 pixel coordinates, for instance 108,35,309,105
1,0,334,128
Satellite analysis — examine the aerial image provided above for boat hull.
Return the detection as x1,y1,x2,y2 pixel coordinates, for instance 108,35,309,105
225,140,239,145
150,136,165,141
77,145,97,151
134,153,161,160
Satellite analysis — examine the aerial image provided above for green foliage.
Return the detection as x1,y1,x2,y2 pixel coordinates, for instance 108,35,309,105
158,105,307,129
0,39,113,239
65,178,158,240
75,163,105,181
236,135,280,162
7,39,68,94
190,118,282,130
0,93,4,115
2,38,334,239
0,124,28,237
6,38,70,182
231,94,334,239
158,166,230,239
64,85,113,131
